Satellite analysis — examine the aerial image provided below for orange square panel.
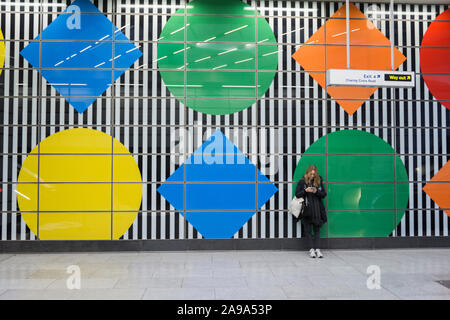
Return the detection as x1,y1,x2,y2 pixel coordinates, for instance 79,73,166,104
423,161,450,217
292,3,407,115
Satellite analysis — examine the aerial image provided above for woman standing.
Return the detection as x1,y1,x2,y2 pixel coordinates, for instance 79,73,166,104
295,165,327,258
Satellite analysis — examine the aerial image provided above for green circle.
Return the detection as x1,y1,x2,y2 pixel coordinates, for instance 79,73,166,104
157,0,278,115
292,130,409,238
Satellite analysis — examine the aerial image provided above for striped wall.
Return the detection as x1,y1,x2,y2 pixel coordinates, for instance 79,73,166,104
0,0,448,241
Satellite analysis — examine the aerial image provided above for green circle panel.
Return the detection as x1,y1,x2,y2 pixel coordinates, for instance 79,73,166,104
157,0,278,115
292,130,409,238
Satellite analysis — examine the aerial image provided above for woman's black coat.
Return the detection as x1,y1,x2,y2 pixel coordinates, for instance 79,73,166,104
295,176,327,226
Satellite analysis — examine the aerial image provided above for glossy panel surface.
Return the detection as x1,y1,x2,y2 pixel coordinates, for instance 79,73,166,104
19,0,142,113
327,211,396,237
421,10,450,110
292,130,409,237
157,130,278,238
157,0,277,115
328,155,395,182
292,3,406,115
423,160,450,217
0,28,4,76
185,211,256,239
328,183,395,210
16,128,142,240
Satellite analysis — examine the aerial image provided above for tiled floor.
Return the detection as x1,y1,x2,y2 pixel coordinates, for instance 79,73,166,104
0,248,449,300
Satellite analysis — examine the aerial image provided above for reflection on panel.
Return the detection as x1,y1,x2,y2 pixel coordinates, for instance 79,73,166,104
157,0,277,115
39,183,111,212
155,70,186,99
421,9,450,110
186,15,256,43
327,210,396,237
185,211,256,239
40,155,111,182
13,128,142,240
112,184,143,212
327,130,395,155
423,161,450,217
187,43,257,71
157,130,277,238
37,211,112,240
292,3,406,115
328,155,395,182
328,183,395,210
19,0,142,113
292,129,409,237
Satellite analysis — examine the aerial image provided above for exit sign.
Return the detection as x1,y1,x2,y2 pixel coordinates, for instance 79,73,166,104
327,69,415,88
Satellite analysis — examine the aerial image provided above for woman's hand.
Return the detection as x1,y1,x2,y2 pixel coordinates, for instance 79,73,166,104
306,187,317,193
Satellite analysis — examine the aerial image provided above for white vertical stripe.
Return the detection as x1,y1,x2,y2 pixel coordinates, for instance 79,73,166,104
258,0,266,240
295,0,302,239
424,85,431,237
169,101,175,240
151,5,158,240
133,12,140,241
406,5,414,237
141,9,149,240
276,7,283,239
415,11,423,237
1,8,11,240
30,7,39,241
268,2,275,239
286,0,293,239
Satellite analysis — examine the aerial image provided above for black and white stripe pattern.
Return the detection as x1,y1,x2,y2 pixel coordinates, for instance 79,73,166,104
0,0,448,240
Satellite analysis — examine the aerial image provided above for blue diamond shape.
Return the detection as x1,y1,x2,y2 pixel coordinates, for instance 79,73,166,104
157,130,278,239
20,0,142,113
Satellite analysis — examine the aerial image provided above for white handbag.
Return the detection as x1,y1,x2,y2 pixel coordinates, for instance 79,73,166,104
288,196,305,219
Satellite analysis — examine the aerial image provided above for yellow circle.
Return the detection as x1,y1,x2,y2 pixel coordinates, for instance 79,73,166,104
0,29,5,76
17,128,142,240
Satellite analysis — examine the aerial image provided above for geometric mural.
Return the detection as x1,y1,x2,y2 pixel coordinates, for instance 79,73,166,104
0,0,448,241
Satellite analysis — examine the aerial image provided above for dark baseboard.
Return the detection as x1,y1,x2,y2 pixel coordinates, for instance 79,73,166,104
0,236,449,253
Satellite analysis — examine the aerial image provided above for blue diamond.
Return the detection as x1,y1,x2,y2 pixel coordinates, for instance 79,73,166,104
20,0,142,113
157,130,278,239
